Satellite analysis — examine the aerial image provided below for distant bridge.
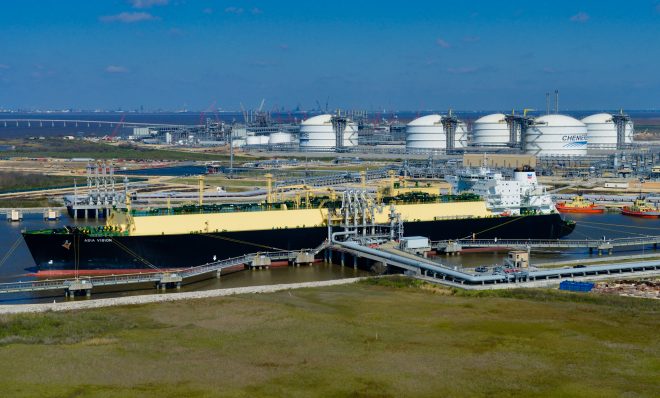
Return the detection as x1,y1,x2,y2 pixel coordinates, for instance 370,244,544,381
0,119,199,129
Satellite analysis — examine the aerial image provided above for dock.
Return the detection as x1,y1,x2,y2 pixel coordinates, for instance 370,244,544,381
433,236,660,255
0,247,325,298
328,240,660,286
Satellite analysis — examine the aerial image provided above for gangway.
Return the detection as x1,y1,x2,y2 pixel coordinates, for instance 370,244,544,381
0,247,324,297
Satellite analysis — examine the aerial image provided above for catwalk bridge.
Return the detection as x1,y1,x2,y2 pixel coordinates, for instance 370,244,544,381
0,118,197,129
433,236,660,255
328,239,660,286
0,246,325,298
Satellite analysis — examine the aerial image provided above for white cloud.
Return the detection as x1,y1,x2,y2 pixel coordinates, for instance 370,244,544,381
225,6,244,15
436,38,451,48
570,12,589,23
100,12,159,23
462,35,480,43
0,64,9,70
105,65,129,74
446,66,479,74
129,0,168,8
251,7,263,15
202,7,213,14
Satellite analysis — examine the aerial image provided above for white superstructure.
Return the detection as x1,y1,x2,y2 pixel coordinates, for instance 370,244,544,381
299,114,358,150
406,114,466,151
448,167,555,215
471,113,513,146
524,114,587,156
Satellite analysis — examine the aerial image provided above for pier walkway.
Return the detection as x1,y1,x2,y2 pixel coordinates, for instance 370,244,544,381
0,246,326,297
432,236,660,254
329,240,660,286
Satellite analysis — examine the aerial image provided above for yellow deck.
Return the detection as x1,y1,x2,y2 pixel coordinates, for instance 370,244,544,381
118,201,492,236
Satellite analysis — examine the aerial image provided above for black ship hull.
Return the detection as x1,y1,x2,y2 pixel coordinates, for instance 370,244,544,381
22,214,575,275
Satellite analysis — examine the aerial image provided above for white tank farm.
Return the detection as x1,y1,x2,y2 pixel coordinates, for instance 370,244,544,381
268,131,293,145
258,135,269,145
524,114,587,156
299,114,358,150
406,114,467,150
472,113,513,146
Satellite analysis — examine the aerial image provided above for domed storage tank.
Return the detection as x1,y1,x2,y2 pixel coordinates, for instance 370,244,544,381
258,135,270,145
472,113,512,146
524,114,587,156
268,131,293,145
245,135,261,146
581,113,616,149
406,115,444,150
406,115,467,151
299,114,358,150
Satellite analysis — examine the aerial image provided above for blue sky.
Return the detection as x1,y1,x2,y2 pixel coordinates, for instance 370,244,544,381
1,0,659,111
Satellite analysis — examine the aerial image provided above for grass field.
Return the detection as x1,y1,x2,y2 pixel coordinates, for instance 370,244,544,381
0,171,77,194
0,278,658,397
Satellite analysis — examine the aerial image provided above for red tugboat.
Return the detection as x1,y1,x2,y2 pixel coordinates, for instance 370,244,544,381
621,198,660,218
556,195,605,214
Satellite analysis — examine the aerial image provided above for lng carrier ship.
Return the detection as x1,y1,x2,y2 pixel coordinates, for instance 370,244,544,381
22,167,575,276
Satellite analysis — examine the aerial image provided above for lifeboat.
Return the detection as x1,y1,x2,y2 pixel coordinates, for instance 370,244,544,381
555,195,605,214
621,198,660,218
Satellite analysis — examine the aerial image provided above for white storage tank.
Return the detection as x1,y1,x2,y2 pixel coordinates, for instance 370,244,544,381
231,138,246,148
258,135,269,145
299,114,358,150
406,114,444,150
524,115,587,156
581,113,616,149
268,131,293,145
406,114,467,151
245,135,261,146
472,113,512,146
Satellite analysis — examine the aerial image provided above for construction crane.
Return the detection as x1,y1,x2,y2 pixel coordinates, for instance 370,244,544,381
107,114,126,141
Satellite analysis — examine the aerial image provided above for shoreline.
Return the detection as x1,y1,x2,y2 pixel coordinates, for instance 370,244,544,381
0,277,366,315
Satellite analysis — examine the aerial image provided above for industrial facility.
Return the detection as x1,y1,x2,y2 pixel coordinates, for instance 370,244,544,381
112,101,643,160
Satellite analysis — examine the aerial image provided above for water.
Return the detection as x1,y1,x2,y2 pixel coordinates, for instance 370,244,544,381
438,212,660,268
121,165,207,176
1,212,658,304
